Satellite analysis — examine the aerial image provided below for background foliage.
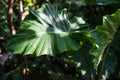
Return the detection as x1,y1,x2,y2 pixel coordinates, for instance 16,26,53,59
0,0,120,80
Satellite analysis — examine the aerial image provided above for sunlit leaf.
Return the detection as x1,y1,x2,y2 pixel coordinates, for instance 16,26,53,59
7,4,80,56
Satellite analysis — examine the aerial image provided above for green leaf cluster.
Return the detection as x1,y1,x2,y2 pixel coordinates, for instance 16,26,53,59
6,3,120,80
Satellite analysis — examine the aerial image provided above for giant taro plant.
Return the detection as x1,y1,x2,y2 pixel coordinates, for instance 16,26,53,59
7,4,120,80
7,4,81,56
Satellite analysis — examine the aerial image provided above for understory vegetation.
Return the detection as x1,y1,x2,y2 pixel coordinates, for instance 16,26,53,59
0,0,120,80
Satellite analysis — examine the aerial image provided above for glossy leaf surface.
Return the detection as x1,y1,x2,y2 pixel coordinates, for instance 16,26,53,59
7,4,80,56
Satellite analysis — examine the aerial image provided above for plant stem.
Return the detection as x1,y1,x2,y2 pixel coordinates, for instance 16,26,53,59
7,0,16,35
80,48,94,80
18,0,23,21
97,42,111,80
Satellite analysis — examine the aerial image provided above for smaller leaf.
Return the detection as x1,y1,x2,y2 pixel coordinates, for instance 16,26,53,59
90,9,120,71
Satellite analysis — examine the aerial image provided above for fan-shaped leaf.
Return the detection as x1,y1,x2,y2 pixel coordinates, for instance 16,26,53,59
7,4,80,56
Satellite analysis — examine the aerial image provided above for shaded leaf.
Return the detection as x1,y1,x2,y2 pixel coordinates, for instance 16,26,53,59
90,9,120,73
101,52,118,79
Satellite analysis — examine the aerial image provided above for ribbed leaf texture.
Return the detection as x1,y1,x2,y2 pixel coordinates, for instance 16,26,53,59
7,4,80,56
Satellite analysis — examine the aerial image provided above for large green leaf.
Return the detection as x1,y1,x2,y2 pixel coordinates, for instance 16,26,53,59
7,4,80,56
90,9,120,74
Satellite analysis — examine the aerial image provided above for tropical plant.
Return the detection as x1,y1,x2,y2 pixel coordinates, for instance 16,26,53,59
6,3,120,80
7,4,81,56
